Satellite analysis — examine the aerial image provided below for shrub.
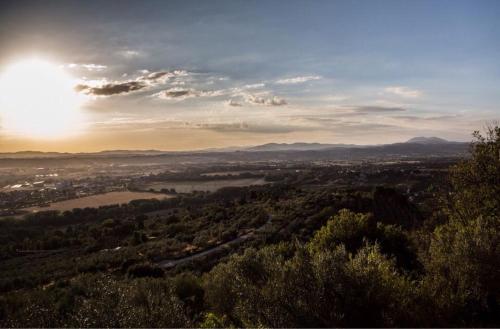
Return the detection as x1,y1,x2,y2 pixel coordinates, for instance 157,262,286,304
127,263,164,278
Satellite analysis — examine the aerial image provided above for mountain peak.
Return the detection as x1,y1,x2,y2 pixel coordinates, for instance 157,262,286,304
406,137,449,144
245,142,355,152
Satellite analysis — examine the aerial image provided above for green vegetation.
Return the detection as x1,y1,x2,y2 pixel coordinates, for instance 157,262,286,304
0,127,498,327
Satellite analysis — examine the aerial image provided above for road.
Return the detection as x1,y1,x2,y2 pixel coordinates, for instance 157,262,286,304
157,213,272,269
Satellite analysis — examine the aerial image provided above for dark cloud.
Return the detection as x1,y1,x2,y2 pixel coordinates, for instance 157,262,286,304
76,70,190,96
159,88,197,99
76,81,146,96
74,84,90,93
165,89,191,97
158,87,226,100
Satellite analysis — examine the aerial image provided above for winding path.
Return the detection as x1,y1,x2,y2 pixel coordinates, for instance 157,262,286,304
157,213,273,269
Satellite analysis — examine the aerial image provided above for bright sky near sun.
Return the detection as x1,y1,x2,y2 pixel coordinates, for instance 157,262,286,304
0,0,499,152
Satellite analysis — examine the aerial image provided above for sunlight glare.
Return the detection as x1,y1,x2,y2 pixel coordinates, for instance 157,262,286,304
0,58,86,139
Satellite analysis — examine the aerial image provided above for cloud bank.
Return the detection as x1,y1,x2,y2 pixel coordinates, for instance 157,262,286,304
275,75,322,84
384,86,422,98
76,81,146,96
76,70,188,96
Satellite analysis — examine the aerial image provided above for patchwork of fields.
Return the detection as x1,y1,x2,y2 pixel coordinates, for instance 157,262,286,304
23,191,171,213
20,178,268,214
142,178,268,193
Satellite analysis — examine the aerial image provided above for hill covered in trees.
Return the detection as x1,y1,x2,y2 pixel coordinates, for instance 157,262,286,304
0,127,498,327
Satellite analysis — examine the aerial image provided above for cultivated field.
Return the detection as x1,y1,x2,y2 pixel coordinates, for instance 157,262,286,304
23,191,171,213
143,178,268,193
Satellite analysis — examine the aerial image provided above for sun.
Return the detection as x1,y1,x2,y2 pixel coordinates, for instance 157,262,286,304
0,58,86,139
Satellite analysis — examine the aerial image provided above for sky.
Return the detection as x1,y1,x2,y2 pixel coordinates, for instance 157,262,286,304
0,0,499,152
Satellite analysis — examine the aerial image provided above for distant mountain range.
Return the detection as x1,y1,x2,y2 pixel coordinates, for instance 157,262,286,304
0,137,467,160
243,142,360,152
242,137,457,152
230,137,456,152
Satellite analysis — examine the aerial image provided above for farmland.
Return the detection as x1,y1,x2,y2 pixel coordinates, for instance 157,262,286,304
141,177,268,193
23,191,170,213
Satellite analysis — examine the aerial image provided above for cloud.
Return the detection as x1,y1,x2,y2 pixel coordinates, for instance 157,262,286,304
275,75,322,84
138,70,188,83
76,81,146,96
159,88,196,99
227,99,243,107
76,70,189,96
300,116,341,124
94,117,310,134
143,71,169,81
349,106,407,113
157,85,230,100
118,49,142,59
267,97,287,106
245,94,287,106
199,89,227,97
64,63,107,71
244,83,265,89
157,87,224,100
193,122,251,132
384,86,422,98
76,68,288,107
193,122,307,134
79,69,278,103
394,115,458,121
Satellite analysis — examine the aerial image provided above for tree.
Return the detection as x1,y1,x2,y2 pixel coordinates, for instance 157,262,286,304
448,125,500,221
308,209,375,253
424,125,500,326
203,239,419,327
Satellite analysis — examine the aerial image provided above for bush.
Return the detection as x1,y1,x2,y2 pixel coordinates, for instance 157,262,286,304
308,209,375,253
448,126,500,221
1,274,191,328
127,263,164,278
424,215,499,326
203,239,418,327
